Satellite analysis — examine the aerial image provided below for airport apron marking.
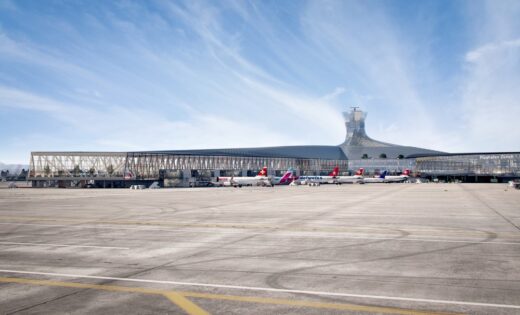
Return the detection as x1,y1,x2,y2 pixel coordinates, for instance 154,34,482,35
0,241,129,250
1,222,519,245
0,222,520,250
0,269,519,310
0,276,459,315
1,216,520,239
0,276,208,315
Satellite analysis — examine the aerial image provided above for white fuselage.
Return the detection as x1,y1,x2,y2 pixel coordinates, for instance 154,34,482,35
297,175,335,184
362,177,386,183
384,175,409,183
218,176,271,187
335,175,363,184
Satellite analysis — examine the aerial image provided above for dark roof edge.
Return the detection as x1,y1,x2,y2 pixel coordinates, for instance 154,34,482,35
407,151,520,158
135,145,341,152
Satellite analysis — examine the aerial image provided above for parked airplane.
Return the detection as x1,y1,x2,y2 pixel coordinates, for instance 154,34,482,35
216,167,271,187
362,170,388,183
334,168,365,184
272,169,297,185
297,166,339,185
384,169,411,183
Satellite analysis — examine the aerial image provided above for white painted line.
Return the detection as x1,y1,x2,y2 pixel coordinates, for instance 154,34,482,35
1,222,519,245
0,222,210,234
0,269,518,309
0,222,104,229
326,235,520,245
0,242,129,250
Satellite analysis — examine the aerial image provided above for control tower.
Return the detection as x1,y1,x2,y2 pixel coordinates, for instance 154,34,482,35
339,108,442,159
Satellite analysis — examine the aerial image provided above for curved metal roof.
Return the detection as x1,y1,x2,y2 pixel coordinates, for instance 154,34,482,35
137,145,347,160
343,145,443,160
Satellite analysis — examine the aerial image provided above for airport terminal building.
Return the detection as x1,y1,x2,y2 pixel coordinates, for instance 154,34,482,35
28,109,520,187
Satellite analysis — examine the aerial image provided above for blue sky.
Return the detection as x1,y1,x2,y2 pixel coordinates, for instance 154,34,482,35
1,0,520,163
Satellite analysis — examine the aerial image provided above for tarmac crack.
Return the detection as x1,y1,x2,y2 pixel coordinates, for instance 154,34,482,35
459,184,520,231
5,287,87,315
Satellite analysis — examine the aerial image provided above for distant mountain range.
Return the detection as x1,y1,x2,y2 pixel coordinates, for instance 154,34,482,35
0,162,29,174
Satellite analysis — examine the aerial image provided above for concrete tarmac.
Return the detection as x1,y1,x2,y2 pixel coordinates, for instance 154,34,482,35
0,183,519,314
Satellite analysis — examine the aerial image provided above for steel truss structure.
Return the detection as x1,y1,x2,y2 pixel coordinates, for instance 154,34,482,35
348,159,415,175
29,151,348,181
29,152,127,179
126,152,347,179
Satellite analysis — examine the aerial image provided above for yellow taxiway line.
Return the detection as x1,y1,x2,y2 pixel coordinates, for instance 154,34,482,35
0,276,460,315
179,290,460,315
163,292,210,315
0,277,209,315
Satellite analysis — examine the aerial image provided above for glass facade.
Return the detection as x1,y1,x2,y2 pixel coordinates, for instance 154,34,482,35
415,153,520,176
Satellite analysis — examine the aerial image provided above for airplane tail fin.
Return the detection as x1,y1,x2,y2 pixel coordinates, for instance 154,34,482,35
288,169,299,181
257,167,268,177
379,170,387,179
329,166,339,177
355,168,365,176
403,169,410,176
278,170,293,184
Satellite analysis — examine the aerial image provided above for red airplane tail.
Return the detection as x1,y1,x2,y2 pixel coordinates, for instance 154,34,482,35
257,167,268,177
328,166,339,177
403,169,411,176
355,168,365,176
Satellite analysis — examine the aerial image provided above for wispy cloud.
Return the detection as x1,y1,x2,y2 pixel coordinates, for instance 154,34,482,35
300,1,451,149
1,0,519,163
457,1,520,152
0,86,299,161
466,38,520,62
0,86,63,112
